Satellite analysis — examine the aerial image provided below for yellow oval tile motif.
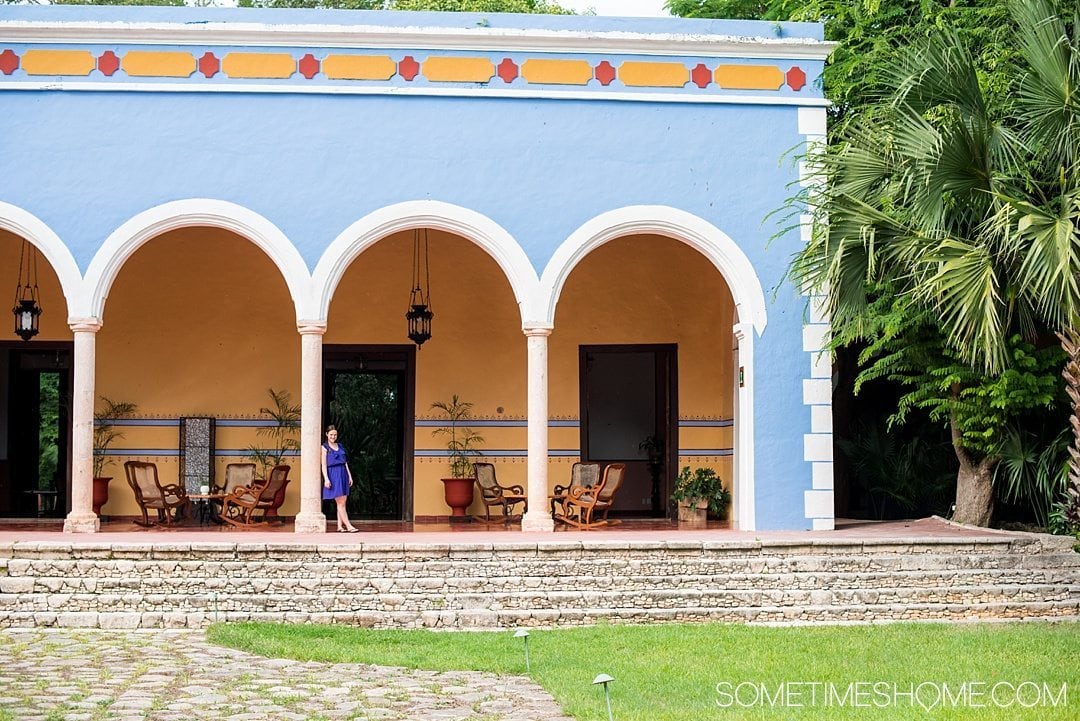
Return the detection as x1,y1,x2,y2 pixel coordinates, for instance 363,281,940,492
521,59,592,86
22,50,95,77
618,61,689,88
323,54,397,81
222,53,295,79
422,57,494,83
714,64,785,90
121,51,196,78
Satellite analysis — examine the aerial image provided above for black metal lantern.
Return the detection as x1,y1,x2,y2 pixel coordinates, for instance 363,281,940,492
13,239,42,341
406,228,433,347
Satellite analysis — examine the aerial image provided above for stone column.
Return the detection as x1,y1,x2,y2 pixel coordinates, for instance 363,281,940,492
64,318,102,533
294,321,327,534
521,324,554,532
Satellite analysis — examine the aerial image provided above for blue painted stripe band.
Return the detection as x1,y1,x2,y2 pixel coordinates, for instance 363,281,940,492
99,418,731,429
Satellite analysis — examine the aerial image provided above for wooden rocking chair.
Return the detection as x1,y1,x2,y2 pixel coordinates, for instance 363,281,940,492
549,462,600,516
124,460,188,527
472,462,528,523
211,462,257,517
555,463,626,528
220,464,291,527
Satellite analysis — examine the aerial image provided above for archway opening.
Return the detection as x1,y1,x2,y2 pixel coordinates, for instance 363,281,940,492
326,228,523,521
0,229,73,519
98,226,299,519
551,233,736,523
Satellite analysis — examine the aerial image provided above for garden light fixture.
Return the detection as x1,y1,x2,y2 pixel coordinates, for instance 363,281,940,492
514,628,531,673
593,673,615,721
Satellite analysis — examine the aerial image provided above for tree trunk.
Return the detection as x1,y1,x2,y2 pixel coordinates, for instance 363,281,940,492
949,413,996,527
1057,327,1080,497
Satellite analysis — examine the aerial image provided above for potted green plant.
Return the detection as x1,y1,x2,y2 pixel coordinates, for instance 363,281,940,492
93,396,138,515
245,388,301,481
430,394,484,518
671,465,731,525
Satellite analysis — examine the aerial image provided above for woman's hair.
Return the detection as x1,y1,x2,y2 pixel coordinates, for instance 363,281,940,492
325,424,337,433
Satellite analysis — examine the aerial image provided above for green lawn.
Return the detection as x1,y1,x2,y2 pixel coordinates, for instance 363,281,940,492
208,621,1080,720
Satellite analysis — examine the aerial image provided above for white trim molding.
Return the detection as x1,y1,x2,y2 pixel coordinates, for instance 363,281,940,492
314,200,538,325
537,205,767,333
732,322,756,531
84,199,312,321
0,82,832,108
0,20,837,61
0,201,83,320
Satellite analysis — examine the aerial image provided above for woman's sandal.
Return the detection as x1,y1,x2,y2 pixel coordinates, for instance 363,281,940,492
347,527,360,533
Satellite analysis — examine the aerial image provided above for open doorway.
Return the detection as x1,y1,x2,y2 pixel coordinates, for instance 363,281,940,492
323,345,415,520
580,344,677,518
1,344,72,518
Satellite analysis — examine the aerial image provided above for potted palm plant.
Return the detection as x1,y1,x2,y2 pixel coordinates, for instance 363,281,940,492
93,396,137,516
671,465,730,526
244,388,301,479
430,394,484,518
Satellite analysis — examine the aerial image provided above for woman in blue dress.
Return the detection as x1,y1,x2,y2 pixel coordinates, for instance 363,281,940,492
321,425,358,532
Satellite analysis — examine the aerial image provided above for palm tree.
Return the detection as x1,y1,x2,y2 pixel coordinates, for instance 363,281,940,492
790,0,1080,525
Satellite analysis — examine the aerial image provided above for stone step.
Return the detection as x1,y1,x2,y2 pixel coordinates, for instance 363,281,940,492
3,565,1075,597
2,600,1077,630
5,552,1078,580
3,583,1072,616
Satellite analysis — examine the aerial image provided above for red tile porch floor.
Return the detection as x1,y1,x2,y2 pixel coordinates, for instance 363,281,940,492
0,516,1018,544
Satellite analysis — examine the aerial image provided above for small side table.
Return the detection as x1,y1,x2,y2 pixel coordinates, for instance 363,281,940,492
187,493,225,526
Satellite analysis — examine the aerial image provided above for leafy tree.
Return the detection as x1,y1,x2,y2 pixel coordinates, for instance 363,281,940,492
788,0,1080,525
667,1,1016,138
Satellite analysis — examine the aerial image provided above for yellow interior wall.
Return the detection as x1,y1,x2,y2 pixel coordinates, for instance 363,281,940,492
327,230,525,517
0,230,72,341
96,227,299,516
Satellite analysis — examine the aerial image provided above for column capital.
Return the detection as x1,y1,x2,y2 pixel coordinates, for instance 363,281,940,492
297,320,328,335
522,323,554,338
68,317,102,333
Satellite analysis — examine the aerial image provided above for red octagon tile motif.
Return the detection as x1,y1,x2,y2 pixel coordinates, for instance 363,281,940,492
0,49,18,76
399,55,420,81
594,60,616,86
496,58,518,84
690,63,711,89
298,53,320,80
786,66,807,91
198,52,220,79
98,51,120,77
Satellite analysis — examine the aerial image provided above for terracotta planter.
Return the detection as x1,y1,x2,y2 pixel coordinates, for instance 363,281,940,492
677,500,708,526
92,477,112,516
441,477,475,518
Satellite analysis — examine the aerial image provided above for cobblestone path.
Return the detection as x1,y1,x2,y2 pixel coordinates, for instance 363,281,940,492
0,629,572,721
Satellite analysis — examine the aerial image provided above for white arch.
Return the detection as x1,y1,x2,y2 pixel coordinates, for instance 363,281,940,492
536,206,768,333
84,199,313,320
0,202,83,320
313,201,538,324
539,205,769,531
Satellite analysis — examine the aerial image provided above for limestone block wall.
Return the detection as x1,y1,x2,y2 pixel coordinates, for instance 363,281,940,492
0,536,1076,629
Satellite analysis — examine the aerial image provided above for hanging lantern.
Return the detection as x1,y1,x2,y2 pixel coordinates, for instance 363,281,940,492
12,239,42,342
406,227,434,347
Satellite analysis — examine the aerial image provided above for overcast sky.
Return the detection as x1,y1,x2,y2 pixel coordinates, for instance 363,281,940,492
560,0,671,17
